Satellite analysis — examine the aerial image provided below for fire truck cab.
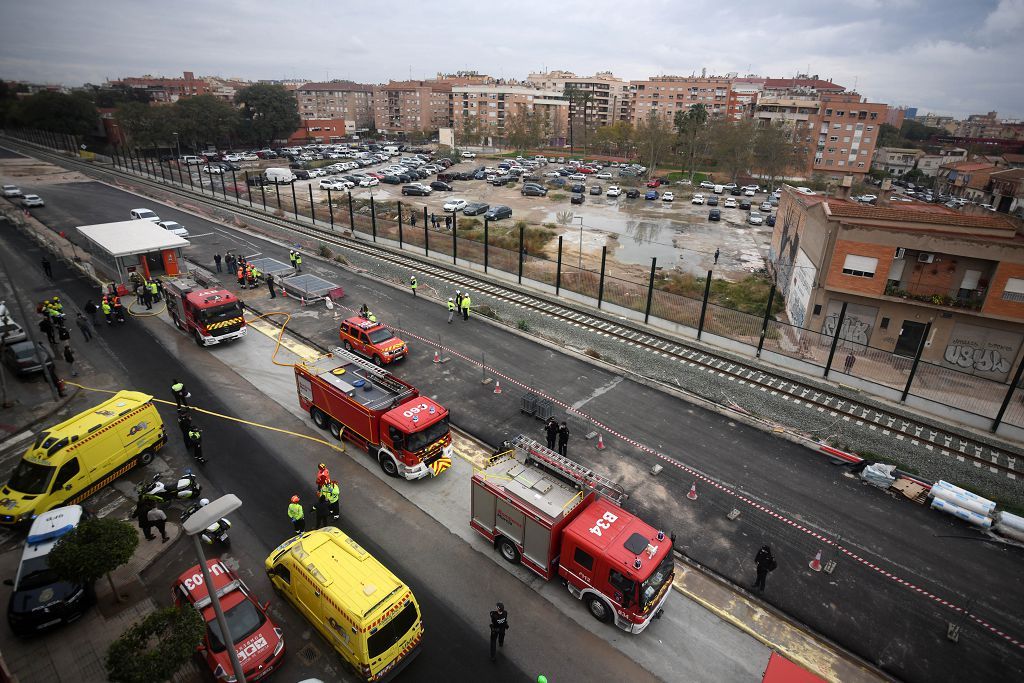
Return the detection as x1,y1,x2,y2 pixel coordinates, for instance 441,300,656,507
339,316,408,365
471,435,673,633
164,276,246,347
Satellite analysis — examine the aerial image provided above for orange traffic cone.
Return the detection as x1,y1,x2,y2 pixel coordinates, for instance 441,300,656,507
686,482,698,500
433,350,441,364
596,433,606,450
809,550,823,572
493,380,502,394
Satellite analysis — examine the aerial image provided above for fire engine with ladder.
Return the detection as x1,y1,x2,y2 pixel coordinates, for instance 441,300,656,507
471,435,674,633
163,276,247,347
294,348,453,479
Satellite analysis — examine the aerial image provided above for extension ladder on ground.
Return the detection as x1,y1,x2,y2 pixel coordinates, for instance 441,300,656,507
510,434,628,506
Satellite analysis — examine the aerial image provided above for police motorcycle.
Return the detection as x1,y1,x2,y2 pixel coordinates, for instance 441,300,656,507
181,498,232,547
137,470,202,503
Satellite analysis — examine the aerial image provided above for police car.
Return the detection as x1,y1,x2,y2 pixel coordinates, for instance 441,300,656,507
6,505,94,636
173,559,284,681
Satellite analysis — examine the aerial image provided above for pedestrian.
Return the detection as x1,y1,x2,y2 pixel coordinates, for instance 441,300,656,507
39,316,55,345
314,492,329,529
447,297,456,323
177,407,192,442
430,213,436,228
489,602,509,662
316,462,331,489
267,273,277,298
445,215,452,230
101,298,113,325
142,284,153,310
557,421,569,456
714,248,720,265
455,289,462,309
84,299,97,324
214,252,222,273
410,274,418,297
753,545,776,591
63,344,77,377
321,480,340,519
227,252,237,273
134,499,155,540
135,282,145,306
58,324,70,343
843,352,856,374
288,495,306,533
461,291,471,321
147,505,170,543
188,426,205,464
171,379,190,409
545,417,558,450
410,212,417,227
75,313,93,342
294,251,302,272
41,256,52,279
289,250,296,269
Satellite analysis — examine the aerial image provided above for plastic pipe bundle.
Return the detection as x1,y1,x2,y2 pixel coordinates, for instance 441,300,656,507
930,480,996,516
993,511,1024,542
929,497,993,529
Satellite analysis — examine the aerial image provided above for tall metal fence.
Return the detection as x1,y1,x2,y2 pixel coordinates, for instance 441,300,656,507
16,129,1021,435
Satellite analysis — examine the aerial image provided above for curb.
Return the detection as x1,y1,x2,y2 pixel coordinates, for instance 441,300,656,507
0,386,80,444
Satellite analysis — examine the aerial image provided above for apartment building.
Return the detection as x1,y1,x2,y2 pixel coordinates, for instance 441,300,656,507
628,76,739,123
872,147,925,176
372,80,452,135
989,169,1024,214
450,84,568,145
770,185,1024,381
754,95,821,129
106,71,210,102
761,76,846,99
808,93,889,180
295,81,374,132
526,71,629,128
935,161,1001,201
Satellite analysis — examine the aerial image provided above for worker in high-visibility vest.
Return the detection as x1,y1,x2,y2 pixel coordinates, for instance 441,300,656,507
447,297,456,324
101,298,112,325
409,275,418,297
321,480,340,520
461,292,471,321
288,495,305,533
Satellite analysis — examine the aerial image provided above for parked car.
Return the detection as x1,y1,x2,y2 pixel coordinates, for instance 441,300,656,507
739,199,752,210
484,205,512,220
201,165,224,175
589,184,602,195
606,186,622,197
521,184,547,197
730,187,743,196
662,191,674,202
625,188,641,198
706,196,719,206
644,190,658,200
130,208,160,222
3,340,54,377
156,220,190,238
463,202,489,216
724,197,737,208
748,211,764,225
766,215,776,226
402,183,431,196
570,193,585,205
646,180,661,188
699,181,715,190
21,195,44,208
760,201,773,212
3,185,23,198
691,193,705,205
595,172,613,179
708,209,721,221
430,181,453,191
319,178,345,190
461,151,477,159
307,168,326,178
568,174,586,181
443,199,468,213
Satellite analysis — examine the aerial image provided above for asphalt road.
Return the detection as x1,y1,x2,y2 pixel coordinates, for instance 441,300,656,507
1,187,658,682
13,171,1024,682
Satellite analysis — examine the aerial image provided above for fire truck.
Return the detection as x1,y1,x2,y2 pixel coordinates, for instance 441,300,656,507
294,348,453,479
163,276,247,347
339,316,408,366
471,435,674,633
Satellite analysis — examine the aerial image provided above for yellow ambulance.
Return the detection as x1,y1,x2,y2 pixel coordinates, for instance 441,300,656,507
0,391,166,526
265,527,424,681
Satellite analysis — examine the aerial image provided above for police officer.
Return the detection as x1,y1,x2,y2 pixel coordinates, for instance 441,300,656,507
447,297,456,323
314,489,329,529
288,495,305,533
409,274,418,297
359,303,369,318
489,602,509,662
176,407,192,442
171,379,190,409
545,417,559,450
461,291,471,321
188,426,205,464
557,421,570,456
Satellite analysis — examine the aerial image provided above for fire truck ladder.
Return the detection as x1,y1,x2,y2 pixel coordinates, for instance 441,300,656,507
329,347,415,407
510,434,628,506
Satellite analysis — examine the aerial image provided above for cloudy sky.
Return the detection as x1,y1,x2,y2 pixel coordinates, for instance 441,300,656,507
2,0,1022,119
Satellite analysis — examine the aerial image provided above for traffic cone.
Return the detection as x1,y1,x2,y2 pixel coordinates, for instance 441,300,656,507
433,350,441,364
596,433,606,450
686,482,698,500
493,380,502,394
809,550,823,572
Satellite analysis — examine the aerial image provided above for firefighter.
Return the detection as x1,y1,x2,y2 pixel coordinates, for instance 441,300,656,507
461,291,471,321
112,296,125,322
188,426,205,464
148,279,159,304
322,480,340,519
359,303,369,318
237,265,245,286
294,251,302,272
447,297,456,324
101,297,113,325
171,379,190,408
489,602,509,662
316,462,331,489
409,275,417,297
288,495,305,533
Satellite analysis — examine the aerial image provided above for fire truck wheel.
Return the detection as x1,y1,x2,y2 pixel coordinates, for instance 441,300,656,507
586,596,613,623
497,537,521,565
193,330,204,346
372,355,383,367
329,421,343,440
310,407,328,429
379,454,400,478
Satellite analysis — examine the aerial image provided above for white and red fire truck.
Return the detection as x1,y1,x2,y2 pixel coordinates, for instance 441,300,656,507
163,276,247,347
294,348,453,479
471,435,674,633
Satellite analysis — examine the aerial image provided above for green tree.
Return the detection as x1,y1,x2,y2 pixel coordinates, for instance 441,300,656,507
235,83,300,147
594,121,634,156
900,119,941,142
711,119,757,182
674,104,710,179
877,123,902,148
48,517,138,601
174,95,239,152
106,606,206,683
8,91,98,135
753,120,801,190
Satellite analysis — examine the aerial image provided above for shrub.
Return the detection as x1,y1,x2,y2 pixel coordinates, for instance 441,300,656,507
318,243,333,258
517,320,530,331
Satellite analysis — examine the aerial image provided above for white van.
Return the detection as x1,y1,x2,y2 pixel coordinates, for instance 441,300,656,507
713,184,724,194
383,145,400,156
264,168,296,184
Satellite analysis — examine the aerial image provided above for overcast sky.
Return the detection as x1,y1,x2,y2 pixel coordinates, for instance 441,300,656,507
2,0,1022,119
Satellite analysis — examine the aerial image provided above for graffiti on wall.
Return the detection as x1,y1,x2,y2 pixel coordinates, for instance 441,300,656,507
785,248,815,330
821,301,878,347
940,322,1021,382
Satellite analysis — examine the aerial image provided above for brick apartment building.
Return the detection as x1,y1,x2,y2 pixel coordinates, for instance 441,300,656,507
372,80,452,136
295,81,374,132
628,76,742,123
450,84,568,145
106,71,211,102
808,92,889,181
526,70,630,128
770,185,1024,381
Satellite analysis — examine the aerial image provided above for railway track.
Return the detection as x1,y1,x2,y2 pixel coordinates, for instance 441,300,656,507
7,138,1020,479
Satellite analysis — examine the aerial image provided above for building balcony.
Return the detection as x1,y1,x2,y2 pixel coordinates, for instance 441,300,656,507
884,281,987,311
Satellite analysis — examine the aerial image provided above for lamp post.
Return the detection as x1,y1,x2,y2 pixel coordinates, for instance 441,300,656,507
574,215,584,269
183,494,246,683
172,132,181,160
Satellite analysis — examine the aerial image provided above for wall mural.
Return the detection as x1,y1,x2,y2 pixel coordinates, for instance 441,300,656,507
822,301,879,347
940,322,1021,382
785,248,815,330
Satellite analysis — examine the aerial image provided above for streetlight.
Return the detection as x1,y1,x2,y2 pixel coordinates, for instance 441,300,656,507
183,494,246,683
172,132,181,160
574,215,584,269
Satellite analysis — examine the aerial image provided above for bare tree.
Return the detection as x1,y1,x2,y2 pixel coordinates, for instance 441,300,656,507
711,119,757,183
753,120,802,191
633,110,675,177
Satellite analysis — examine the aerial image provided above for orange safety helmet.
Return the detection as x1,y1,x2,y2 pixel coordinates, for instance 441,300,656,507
290,495,300,503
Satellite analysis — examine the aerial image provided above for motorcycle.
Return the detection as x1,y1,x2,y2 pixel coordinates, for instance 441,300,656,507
137,470,201,503
181,499,232,547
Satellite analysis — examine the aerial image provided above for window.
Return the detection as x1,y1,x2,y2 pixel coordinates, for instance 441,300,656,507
1002,278,1024,302
825,108,832,116
842,254,878,277
830,136,839,142
573,547,594,571
609,569,636,596
52,458,80,491
813,304,822,316
271,564,291,584
880,317,890,330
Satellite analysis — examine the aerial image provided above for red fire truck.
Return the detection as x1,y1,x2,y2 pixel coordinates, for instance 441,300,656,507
471,435,674,633
294,348,453,479
163,276,247,347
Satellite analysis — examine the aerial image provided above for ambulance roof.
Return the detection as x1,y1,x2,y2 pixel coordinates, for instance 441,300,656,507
563,497,667,581
26,391,154,464
292,528,407,619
